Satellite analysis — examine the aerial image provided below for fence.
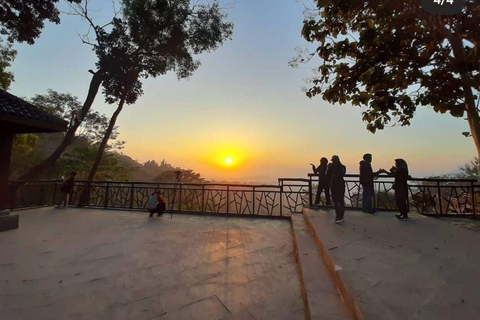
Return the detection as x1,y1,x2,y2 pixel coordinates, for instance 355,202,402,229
9,175,480,218
309,174,479,218
8,179,310,217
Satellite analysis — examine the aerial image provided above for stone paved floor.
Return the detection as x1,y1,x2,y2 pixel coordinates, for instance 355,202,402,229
306,208,480,320
0,208,305,320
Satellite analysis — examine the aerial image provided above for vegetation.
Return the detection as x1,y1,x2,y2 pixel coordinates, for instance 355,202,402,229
10,89,205,183
0,38,16,90
297,1,480,165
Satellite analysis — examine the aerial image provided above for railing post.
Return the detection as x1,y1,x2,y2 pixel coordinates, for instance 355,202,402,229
9,183,15,210
201,184,205,213
178,183,182,212
308,179,313,208
130,183,134,209
471,181,476,219
105,182,109,209
226,185,230,214
253,186,256,215
280,184,283,217
52,180,57,206
437,181,443,215
39,183,44,206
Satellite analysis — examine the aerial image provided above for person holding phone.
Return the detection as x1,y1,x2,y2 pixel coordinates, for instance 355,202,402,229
311,157,330,206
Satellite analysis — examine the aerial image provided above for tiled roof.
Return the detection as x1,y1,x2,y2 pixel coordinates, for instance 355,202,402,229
0,89,68,133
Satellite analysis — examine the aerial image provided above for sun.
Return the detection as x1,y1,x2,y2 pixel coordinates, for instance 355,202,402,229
225,157,232,165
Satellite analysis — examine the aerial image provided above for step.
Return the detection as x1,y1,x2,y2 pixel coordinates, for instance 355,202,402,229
291,214,351,320
0,213,19,232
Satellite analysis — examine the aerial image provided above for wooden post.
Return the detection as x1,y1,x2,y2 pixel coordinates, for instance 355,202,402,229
0,133,14,211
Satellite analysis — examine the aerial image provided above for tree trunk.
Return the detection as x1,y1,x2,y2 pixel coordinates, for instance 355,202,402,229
18,70,104,181
448,38,480,174
79,95,126,206
432,17,480,175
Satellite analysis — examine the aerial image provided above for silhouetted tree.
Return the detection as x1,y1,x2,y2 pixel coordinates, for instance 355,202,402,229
0,0,80,44
85,0,233,183
29,89,124,148
297,1,480,167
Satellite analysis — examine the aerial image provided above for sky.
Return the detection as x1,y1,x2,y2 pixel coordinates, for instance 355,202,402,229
8,0,477,182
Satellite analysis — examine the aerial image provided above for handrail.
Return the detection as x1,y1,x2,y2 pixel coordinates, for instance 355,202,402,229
307,173,478,183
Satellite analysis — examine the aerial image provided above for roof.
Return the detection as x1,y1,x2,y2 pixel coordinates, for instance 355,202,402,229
0,89,68,133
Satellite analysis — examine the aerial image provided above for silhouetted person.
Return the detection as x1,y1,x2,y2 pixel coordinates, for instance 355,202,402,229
146,191,165,217
327,155,346,223
359,153,381,214
56,171,76,208
380,159,410,220
311,157,330,206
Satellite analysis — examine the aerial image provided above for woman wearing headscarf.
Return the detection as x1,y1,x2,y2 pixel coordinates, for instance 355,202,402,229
311,157,330,206
380,159,410,220
326,155,347,223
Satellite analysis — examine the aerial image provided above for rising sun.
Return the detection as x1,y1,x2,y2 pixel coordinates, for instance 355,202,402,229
225,157,232,165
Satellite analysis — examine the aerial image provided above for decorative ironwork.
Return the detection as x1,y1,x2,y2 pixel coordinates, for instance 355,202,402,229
309,174,478,218
10,175,480,218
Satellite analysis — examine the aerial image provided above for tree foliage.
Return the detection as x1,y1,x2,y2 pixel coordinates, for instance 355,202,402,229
80,0,233,185
457,157,479,179
29,89,124,148
0,0,80,44
298,1,480,134
0,38,17,89
60,145,132,180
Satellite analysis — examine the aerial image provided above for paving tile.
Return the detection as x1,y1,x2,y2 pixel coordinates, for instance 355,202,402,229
0,208,303,320
306,208,480,320
154,295,229,320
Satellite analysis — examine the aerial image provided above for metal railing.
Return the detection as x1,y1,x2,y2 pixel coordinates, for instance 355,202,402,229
309,174,479,218
9,174,480,218
9,179,310,217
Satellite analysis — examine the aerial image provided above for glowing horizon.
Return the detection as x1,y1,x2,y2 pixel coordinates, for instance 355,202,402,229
7,0,477,182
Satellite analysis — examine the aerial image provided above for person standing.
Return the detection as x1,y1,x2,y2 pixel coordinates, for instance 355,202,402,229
359,153,381,214
311,157,330,206
57,171,77,208
380,159,410,220
327,155,346,223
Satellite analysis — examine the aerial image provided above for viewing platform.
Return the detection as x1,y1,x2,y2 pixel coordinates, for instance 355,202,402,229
303,207,480,320
3,176,480,319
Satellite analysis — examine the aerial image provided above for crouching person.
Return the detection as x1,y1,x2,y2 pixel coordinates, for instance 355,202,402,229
146,191,165,217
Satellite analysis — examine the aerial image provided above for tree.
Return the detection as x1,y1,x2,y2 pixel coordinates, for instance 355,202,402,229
154,169,207,184
0,0,80,89
10,134,39,179
60,145,132,181
297,1,480,166
11,90,124,179
0,0,80,44
84,0,233,183
18,1,118,181
29,89,124,148
0,38,16,90
459,158,480,179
